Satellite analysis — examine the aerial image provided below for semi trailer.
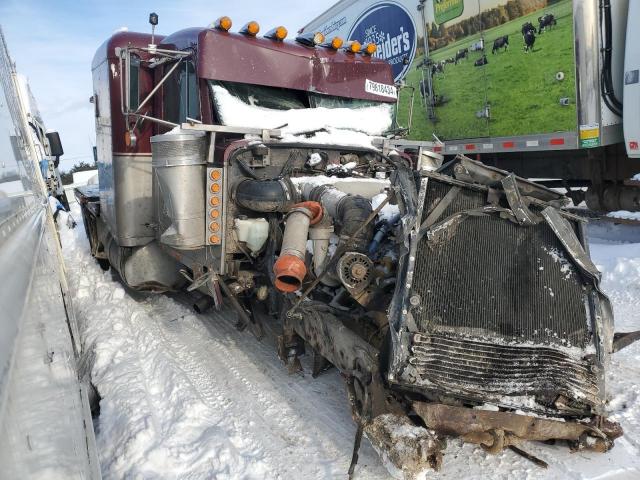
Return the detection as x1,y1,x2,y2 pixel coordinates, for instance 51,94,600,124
302,0,640,212
76,13,639,479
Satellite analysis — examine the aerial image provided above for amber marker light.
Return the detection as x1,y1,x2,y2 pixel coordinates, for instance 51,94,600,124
209,222,220,232
209,234,221,244
210,170,221,181
364,43,377,55
345,41,361,53
265,26,288,41
296,31,325,47
330,37,344,50
209,210,220,219
214,16,232,31
210,183,220,193
241,21,260,36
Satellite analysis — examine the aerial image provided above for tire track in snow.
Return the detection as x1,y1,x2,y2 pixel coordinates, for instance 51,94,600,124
141,295,388,479
127,302,276,479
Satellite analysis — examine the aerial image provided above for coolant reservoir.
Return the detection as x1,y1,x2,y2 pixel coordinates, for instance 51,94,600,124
235,218,269,254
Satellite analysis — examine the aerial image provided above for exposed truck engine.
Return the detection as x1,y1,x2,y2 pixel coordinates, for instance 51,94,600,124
75,14,639,479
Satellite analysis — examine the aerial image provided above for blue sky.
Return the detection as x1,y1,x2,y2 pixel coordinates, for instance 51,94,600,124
0,0,329,171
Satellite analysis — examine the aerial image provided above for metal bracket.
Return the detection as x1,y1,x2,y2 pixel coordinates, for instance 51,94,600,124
180,122,281,141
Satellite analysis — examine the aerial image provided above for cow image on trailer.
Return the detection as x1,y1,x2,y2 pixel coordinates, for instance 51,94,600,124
347,2,417,82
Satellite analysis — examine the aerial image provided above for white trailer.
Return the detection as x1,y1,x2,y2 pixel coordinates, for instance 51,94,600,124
303,0,640,212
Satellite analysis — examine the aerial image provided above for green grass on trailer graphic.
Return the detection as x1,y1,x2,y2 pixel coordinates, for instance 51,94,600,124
398,0,577,141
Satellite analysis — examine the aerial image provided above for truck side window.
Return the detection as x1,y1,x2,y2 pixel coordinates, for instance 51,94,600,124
129,54,140,111
163,61,199,125
180,62,200,122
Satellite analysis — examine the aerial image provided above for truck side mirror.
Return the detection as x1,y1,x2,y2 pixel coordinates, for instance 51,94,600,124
116,47,140,114
46,131,64,158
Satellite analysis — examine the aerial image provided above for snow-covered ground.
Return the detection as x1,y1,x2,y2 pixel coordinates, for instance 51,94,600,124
60,206,640,480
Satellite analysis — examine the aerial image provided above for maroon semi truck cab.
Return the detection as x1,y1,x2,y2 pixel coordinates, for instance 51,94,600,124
89,26,396,248
76,17,630,478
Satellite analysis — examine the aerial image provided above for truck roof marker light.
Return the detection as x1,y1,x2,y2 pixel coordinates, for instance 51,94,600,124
345,41,361,54
214,16,232,31
265,26,288,41
240,21,260,36
295,31,324,46
321,37,343,50
363,43,377,55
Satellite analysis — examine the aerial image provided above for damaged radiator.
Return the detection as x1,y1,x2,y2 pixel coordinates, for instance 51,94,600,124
391,160,611,416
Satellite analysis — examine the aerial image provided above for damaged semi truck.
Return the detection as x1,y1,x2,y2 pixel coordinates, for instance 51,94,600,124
76,14,639,479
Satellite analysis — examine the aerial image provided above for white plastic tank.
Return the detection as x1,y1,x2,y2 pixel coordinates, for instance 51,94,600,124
235,218,269,254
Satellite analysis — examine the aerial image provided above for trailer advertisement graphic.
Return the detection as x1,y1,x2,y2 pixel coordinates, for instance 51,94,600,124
348,2,417,82
433,0,465,24
397,0,578,144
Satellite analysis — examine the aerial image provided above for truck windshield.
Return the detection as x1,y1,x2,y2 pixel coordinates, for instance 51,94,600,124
211,81,306,111
308,93,380,110
209,81,394,136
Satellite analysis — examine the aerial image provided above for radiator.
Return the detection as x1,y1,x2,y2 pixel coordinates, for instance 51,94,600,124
394,174,603,416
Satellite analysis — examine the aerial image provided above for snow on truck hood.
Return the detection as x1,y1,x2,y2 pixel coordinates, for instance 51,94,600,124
211,84,393,148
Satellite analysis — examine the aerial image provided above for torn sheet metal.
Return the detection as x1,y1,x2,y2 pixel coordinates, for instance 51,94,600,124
501,173,538,225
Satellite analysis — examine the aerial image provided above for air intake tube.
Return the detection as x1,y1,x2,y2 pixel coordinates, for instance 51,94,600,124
273,201,323,292
232,177,297,212
302,184,374,252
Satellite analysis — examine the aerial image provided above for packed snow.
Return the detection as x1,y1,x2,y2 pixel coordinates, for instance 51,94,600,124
60,205,640,479
211,84,393,148
608,210,640,221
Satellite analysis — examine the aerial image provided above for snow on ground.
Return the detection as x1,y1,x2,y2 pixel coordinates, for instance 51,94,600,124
60,205,640,479
608,210,640,221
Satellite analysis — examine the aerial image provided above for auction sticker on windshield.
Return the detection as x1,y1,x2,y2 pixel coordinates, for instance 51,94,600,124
365,79,397,99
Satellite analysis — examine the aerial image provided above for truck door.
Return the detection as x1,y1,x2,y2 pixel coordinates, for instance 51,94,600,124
624,0,640,158
162,61,200,126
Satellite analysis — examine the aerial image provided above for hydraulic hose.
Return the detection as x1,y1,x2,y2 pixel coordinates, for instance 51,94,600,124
600,0,623,116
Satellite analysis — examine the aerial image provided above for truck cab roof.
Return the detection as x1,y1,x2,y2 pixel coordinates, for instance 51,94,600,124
94,27,396,104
